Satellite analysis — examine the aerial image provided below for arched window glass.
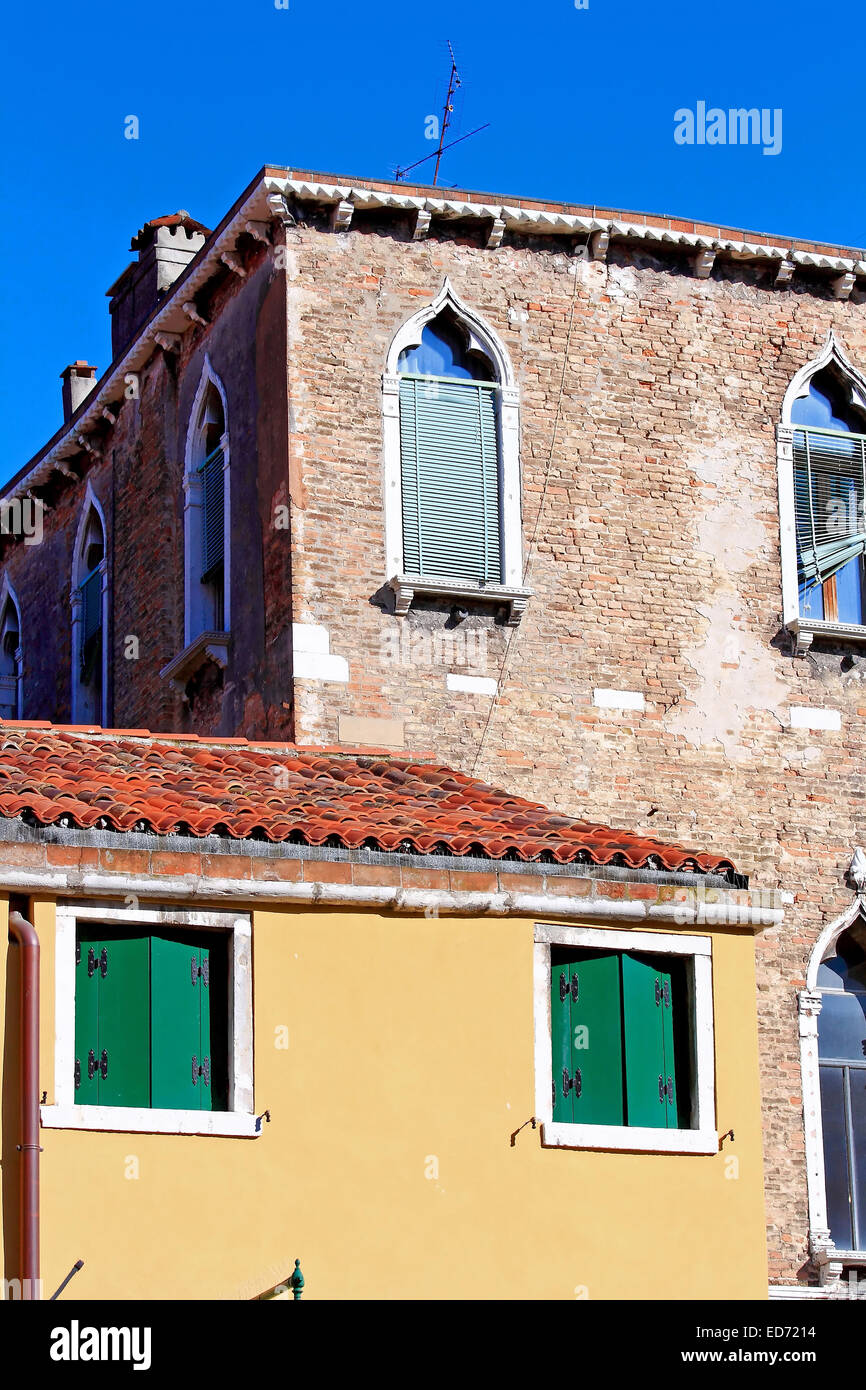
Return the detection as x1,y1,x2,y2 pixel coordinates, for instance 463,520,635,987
817,928,866,1251
398,316,495,381
397,311,502,583
792,368,866,626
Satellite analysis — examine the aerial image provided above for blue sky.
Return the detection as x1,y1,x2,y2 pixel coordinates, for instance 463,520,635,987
2,0,863,478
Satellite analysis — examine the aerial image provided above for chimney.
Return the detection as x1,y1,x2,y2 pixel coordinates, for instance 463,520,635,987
60,361,98,422
106,211,210,359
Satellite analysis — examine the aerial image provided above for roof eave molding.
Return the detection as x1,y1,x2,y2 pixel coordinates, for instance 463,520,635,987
8,168,866,507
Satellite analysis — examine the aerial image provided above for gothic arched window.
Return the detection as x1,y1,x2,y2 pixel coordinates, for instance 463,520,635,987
71,491,107,724
185,368,229,641
792,369,866,626
382,280,528,625
0,582,22,719
779,333,866,650
816,928,866,1252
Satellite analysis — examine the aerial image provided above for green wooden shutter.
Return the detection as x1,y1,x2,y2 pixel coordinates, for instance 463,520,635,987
99,937,151,1107
551,952,624,1125
74,930,101,1104
621,953,677,1128
571,953,625,1125
199,446,225,581
151,936,213,1110
74,933,150,1106
399,376,501,582
551,959,576,1122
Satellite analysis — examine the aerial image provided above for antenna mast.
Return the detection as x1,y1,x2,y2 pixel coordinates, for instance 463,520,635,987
394,42,489,185
433,42,461,187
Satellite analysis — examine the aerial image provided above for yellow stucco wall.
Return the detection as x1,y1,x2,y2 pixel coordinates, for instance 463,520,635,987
5,901,768,1300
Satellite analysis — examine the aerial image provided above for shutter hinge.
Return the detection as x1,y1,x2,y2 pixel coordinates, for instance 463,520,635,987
75,941,81,966
663,979,671,1008
88,947,108,979
74,1058,81,1089
192,1055,210,1086
559,971,578,1003
659,1074,674,1103
191,957,210,987
562,1066,581,1099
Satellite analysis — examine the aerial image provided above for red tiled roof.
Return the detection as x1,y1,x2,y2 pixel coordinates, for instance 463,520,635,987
0,723,737,875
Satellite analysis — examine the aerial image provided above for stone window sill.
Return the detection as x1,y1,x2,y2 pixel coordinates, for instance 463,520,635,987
789,617,866,656
388,574,531,626
159,631,230,690
40,1103,261,1138
541,1121,719,1155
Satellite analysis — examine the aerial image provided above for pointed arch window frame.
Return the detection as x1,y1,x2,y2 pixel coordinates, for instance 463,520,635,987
0,575,23,719
70,482,109,726
160,356,231,690
382,279,531,625
799,888,866,1284
778,331,866,654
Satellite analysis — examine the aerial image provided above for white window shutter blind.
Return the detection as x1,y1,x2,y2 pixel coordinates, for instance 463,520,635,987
399,376,502,582
794,427,866,587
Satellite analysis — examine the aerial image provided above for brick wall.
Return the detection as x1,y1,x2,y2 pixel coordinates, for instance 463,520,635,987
276,218,866,1285
5,201,866,1284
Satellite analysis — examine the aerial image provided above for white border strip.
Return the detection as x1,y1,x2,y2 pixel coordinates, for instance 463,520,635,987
46,904,256,1138
533,923,717,1156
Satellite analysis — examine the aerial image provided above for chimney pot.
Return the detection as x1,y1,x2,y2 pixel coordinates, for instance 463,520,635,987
60,362,98,422
107,212,209,358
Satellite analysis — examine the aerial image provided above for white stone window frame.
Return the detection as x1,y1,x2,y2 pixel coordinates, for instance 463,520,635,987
777,329,866,656
382,277,531,626
534,922,717,1155
161,357,231,688
41,903,259,1139
70,482,109,726
0,574,23,718
800,894,866,1282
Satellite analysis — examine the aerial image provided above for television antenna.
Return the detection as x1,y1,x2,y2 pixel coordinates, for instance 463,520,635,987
395,42,489,185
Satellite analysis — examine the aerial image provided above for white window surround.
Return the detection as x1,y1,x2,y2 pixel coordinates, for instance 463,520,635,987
534,922,717,1155
162,357,231,686
778,330,866,656
382,278,531,627
70,482,109,726
41,903,259,1139
799,891,866,1283
0,575,23,718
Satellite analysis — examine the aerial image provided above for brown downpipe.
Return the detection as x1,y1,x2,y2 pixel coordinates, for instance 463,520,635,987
8,910,39,1299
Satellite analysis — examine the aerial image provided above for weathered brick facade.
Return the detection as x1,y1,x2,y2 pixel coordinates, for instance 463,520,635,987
5,166,866,1288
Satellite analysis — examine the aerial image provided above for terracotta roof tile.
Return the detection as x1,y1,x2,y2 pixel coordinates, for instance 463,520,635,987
0,722,737,877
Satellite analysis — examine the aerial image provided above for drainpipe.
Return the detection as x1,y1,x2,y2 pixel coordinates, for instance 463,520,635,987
8,910,39,1299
